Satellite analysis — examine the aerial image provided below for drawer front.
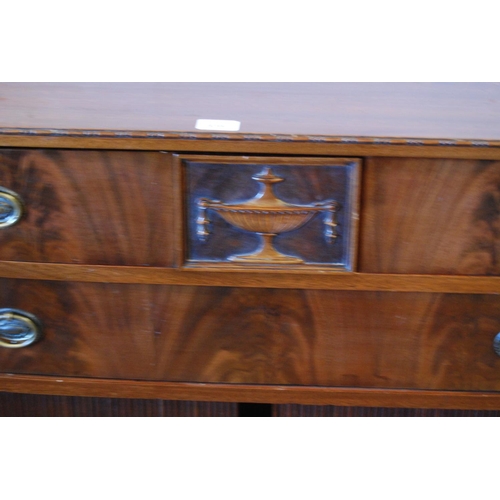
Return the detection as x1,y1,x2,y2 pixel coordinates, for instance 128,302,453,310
360,157,500,275
0,149,175,266
1,279,500,392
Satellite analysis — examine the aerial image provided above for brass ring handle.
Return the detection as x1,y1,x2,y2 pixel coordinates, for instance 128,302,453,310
494,333,500,357
0,309,42,348
0,187,24,228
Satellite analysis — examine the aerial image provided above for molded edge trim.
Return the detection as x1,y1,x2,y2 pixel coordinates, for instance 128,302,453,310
2,129,500,160
1,374,500,409
0,127,499,148
0,262,500,294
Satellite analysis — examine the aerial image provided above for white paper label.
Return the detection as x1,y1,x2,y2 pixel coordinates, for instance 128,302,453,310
195,119,241,132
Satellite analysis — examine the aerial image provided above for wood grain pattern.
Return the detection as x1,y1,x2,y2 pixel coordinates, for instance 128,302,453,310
1,279,499,392
1,83,499,140
0,392,237,417
360,157,500,275
273,405,500,417
2,83,500,413
0,149,174,266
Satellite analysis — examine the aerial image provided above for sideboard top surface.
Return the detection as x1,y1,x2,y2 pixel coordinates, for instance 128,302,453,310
1,83,499,141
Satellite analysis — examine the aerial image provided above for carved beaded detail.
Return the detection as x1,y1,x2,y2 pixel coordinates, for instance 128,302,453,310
0,127,497,148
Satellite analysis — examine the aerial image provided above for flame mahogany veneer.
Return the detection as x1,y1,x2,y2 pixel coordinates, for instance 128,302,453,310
1,83,500,415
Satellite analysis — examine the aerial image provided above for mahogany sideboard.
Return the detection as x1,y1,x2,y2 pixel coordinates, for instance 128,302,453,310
1,83,500,417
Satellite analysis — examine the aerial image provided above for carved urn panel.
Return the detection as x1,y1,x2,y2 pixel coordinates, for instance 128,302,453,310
179,156,361,271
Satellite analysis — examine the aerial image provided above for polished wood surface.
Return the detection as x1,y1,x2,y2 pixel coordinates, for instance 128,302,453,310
1,83,499,140
361,157,500,275
1,279,499,392
0,392,236,417
0,149,174,266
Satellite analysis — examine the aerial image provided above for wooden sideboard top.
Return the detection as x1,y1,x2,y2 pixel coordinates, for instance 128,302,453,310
1,83,499,141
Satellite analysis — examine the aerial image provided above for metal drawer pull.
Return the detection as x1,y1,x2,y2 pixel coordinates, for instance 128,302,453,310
0,309,42,348
0,187,24,228
494,333,500,357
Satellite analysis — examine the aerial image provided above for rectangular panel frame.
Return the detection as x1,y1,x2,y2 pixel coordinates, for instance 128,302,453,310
173,155,361,272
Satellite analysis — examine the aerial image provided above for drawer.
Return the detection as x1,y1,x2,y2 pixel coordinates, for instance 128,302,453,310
360,157,500,275
0,149,175,266
1,278,500,392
